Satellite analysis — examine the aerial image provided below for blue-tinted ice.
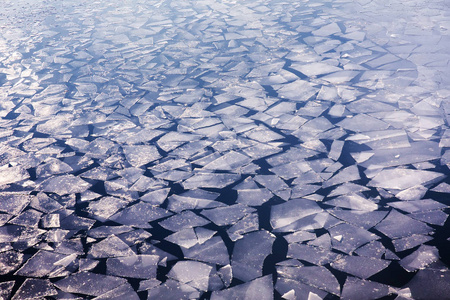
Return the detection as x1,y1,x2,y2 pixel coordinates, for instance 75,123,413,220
0,0,449,298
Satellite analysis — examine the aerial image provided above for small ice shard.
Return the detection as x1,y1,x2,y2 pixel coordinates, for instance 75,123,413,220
353,241,388,259
147,279,201,300
203,150,252,170
269,161,312,180
201,204,256,226
211,275,273,300
36,158,73,178
231,230,275,281
140,188,170,205
388,199,446,213
270,199,322,230
290,62,341,77
325,194,378,211
275,277,328,300
55,272,128,296
329,210,388,229
393,235,433,252
312,22,341,36
88,225,134,239
110,202,172,226
123,145,161,167
395,185,429,201
167,260,213,291
338,114,389,132
374,210,433,239
329,223,379,254
287,243,340,265
30,192,63,213
0,193,32,215
39,175,91,195
330,256,390,279
227,213,259,241
157,132,202,152
0,251,24,275
9,209,42,227
281,265,340,296
399,245,439,272
275,80,318,102
0,166,30,185
360,141,440,169
284,231,317,244
159,210,210,232
182,236,230,266
409,210,448,226
15,250,68,277
12,278,57,300
107,255,159,279
218,264,232,288
182,172,241,189
431,182,450,193
165,228,199,249
88,235,135,258
236,188,273,206
87,196,128,221
138,278,161,291
329,140,344,161
322,165,361,188
341,277,391,300
368,168,445,190
167,191,224,212
93,282,139,300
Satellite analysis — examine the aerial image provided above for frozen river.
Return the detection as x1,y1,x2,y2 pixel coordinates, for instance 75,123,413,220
0,0,449,298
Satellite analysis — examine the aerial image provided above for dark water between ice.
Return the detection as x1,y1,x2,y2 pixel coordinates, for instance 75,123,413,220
0,0,450,299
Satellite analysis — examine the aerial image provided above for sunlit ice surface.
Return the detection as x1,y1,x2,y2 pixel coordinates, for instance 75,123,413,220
0,0,449,299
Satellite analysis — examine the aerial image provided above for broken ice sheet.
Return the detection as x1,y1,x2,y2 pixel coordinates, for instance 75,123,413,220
0,165,30,186
182,236,230,266
211,275,273,300
15,250,70,277
12,278,57,300
110,202,172,227
287,243,340,266
146,279,201,300
201,204,256,226
392,234,433,252
368,168,445,191
123,145,161,167
325,194,378,212
341,277,392,300
329,209,388,229
39,175,91,195
374,209,433,239
277,264,340,296
55,272,128,297
107,255,159,279
182,172,241,189
231,230,275,282
330,255,390,279
399,245,440,272
88,235,135,258
167,260,213,291
236,188,273,206
270,198,323,230
329,223,379,254
227,212,259,241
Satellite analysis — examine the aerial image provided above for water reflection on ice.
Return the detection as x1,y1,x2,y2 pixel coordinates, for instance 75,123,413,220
0,0,449,298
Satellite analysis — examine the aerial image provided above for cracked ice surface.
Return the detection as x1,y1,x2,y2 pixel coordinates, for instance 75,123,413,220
0,0,449,299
